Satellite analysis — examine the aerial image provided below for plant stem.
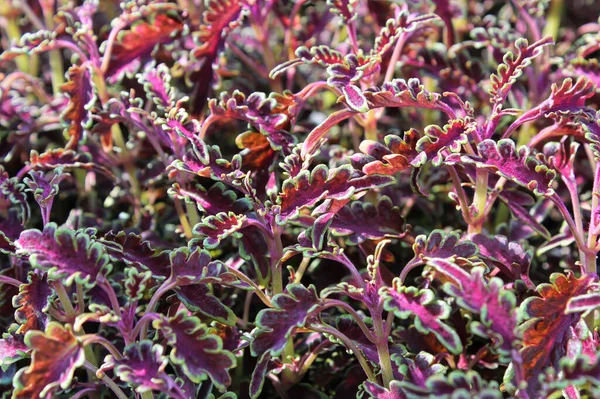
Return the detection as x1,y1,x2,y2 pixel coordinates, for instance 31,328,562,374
373,305,393,387
470,169,489,233
310,324,376,382
53,281,77,318
83,361,129,399
42,6,64,96
319,300,377,343
0,275,22,288
225,266,272,307
293,257,311,283
446,166,472,224
174,197,193,239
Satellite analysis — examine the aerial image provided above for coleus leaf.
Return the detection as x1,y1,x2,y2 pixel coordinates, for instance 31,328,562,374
488,36,553,105
176,285,237,326
270,45,345,78
107,341,181,397
124,268,153,302
13,323,84,399
207,90,298,148
412,230,478,262
192,0,247,60
411,118,476,167
192,212,248,249
137,63,175,112
353,129,419,175
153,311,236,391
398,369,502,398
276,164,394,224
98,231,171,278
447,139,557,196
60,64,95,149
105,13,182,82
434,261,518,361
327,0,359,22
504,76,597,138
498,191,551,239
382,280,463,355
251,284,320,357
328,197,407,245
0,31,56,65
28,148,115,180
470,234,532,285
372,12,440,59
0,331,28,371
13,271,52,334
392,351,446,388
24,168,69,225
362,78,456,117
541,355,600,396
517,271,598,395
16,223,110,287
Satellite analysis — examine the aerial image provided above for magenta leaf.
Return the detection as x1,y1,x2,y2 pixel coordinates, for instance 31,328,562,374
435,262,518,361
329,197,407,245
448,139,557,196
505,77,597,138
363,78,456,118
342,84,369,113
518,272,598,395
98,231,171,278
0,331,28,370
24,168,69,225
153,311,236,391
382,280,463,355
169,181,252,216
412,230,478,262
137,63,175,112
470,234,532,284
13,271,51,334
107,341,182,397
251,284,320,357
354,129,419,175
16,223,110,287
276,164,394,224
192,212,248,249
412,118,476,167
488,37,553,105
13,323,85,399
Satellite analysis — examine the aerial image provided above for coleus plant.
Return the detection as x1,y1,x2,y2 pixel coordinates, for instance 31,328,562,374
2,0,600,398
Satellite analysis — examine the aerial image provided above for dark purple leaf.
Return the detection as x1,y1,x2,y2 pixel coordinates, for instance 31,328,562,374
153,311,236,391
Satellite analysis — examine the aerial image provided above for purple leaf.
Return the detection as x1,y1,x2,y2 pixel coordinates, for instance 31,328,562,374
98,231,171,278
329,197,407,245
153,311,236,391
412,230,478,262
488,37,553,105
518,272,598,395
251,284,320,357
24,168,69,225
354,129,419,175
341,84,369,113
0,332,28,369
382,281,463,354
276,164,394,224
470,234,532,284
448,139,557,196
13,271,52,334
16,223,110,287
192,212,248,249
411,118,476,167
434,262,518,361
13,323,85,399
108,341,186,398
176,284,236,326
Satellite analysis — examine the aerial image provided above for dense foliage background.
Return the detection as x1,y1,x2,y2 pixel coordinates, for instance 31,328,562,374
2,0,600,398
